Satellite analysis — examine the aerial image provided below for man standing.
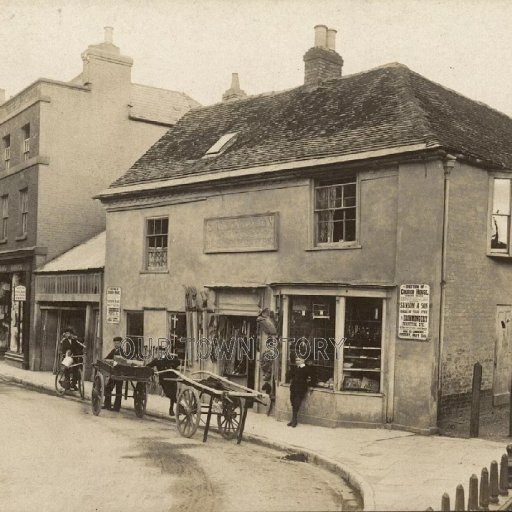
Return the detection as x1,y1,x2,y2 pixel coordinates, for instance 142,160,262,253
103,336,123,411
286,356,316,427
59,327,82,389
146,347,180,416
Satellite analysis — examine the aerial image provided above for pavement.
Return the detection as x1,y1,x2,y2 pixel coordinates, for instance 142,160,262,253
1,360,512,512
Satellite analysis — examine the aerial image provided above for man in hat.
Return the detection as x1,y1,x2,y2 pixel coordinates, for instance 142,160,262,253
286,355,316,427
59,327,83,389
103,336,124,411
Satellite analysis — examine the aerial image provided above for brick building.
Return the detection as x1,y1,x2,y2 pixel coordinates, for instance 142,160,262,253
0,27,199,370
97,25,512,432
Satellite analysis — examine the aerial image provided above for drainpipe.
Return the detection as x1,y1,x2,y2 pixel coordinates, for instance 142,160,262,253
438,155,456,423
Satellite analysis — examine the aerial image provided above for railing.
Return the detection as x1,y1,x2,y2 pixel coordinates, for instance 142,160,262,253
36,273,102,295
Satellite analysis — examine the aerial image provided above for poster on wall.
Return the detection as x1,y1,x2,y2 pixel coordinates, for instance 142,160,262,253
106,287,121,324
398,284,430,340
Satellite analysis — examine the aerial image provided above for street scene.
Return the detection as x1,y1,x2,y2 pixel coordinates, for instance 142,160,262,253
4,0,512,511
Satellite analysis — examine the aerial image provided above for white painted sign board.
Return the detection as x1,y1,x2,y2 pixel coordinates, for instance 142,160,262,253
14,285,26,302
106,286,121,324
398,284,430,340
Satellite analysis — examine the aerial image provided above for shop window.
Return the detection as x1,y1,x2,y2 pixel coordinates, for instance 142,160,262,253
1,195,8,240
490,178,511,254
314,176,357,246
126,310,144,358
19,188,28,237
145,217,168,271
288,295,336,387
167,312,187,362
342,298,382,393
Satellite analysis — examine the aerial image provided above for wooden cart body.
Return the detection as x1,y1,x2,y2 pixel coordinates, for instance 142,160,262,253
91,360,154,418
159,369,269,444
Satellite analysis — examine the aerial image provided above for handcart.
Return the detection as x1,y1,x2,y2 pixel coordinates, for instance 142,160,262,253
159,369,269,444
91,359,154,418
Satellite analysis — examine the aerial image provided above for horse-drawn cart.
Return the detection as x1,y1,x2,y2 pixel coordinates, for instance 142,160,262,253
160,370,269,444
91,360,153,418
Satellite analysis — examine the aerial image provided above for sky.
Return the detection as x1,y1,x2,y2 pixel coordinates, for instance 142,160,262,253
1,0,512,115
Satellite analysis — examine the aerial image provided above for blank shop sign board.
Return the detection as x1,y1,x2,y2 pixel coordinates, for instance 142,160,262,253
398,284,430,341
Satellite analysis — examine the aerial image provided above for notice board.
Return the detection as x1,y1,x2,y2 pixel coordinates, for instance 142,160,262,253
398,284,430,340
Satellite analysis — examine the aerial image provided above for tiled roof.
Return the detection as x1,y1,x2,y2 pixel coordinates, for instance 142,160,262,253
111,63,512,188
36,231,106,273
130,84,200,126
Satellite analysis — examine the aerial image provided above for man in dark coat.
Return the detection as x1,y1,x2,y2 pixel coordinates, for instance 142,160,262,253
286,357,316,427
59,327,83,389
146,350,180,416
103,336,124,411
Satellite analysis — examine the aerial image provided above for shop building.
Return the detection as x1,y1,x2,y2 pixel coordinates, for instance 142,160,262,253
34,231,105,379
98,26,512,432
0,27,199,369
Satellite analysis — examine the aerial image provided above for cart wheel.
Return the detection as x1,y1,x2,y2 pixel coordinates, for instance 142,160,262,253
176,387,201,438
134,382,147,418
217,397,242,440
91,373,104,416
78,368,85,400
55,368,68,396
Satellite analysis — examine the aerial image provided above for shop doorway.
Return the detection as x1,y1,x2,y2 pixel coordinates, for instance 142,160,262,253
39,307,86,373
217,315,257,390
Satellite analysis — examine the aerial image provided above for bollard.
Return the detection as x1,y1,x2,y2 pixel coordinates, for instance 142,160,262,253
490,460,499,503
479,467,489,510
500,453,509,496
441,492,450,511
455,484,465,511
470,362,482,437
468,474,479,511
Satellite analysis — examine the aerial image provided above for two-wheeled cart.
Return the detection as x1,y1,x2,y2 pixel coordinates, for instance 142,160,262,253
159,370,269,444
91,360,154,418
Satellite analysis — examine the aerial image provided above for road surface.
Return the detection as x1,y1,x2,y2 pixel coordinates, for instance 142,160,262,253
0,382,361,512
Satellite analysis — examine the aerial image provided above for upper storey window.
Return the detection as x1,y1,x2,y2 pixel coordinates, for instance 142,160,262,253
490,177,512,254
314,176,357,246
3,135,10,170
145,217,168,271
204,133,237,157
22,124,30,161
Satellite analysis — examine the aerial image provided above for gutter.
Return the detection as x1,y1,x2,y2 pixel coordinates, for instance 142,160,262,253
438,155,456,421
95,142,437,200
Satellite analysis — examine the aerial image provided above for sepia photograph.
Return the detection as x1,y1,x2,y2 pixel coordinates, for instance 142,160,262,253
2,0,512,510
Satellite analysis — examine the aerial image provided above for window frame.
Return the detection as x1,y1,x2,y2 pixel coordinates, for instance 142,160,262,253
0,195,8,242
488,174,512,257
19,188,28,238
3,135,10,171
143,216,169,272
308,175,361,250
21,124,30,161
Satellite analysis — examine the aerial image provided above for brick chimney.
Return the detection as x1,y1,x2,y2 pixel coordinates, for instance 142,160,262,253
81,27,133,94
303,25,343,86
222,73,247,102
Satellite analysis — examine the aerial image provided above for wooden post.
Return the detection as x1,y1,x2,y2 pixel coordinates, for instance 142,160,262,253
454,484,465,511
509,372,512,437
500,453,509,496
479,467,489,510
469,362,482,438
490,460,499,503
508,445,512,489
468,474,479,511
441,492,450,511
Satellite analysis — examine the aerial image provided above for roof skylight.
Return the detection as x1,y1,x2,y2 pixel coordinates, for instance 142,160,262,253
205,132,238,156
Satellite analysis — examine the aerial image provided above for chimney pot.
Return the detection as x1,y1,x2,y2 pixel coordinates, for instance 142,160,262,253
104,26,114,44
314,25,328,48
222,72,247,102
327,29,337,51
231,73,240,90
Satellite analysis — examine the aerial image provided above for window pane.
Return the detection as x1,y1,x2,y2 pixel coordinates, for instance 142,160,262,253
332,221,344,242
315,188,329,210
147,220,155,235
345,221,356,241
491,214,509,250
161,218,169,233
493,179,510,215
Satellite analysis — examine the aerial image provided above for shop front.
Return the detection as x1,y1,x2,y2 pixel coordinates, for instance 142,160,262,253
272,284,394,428
0,258,33,370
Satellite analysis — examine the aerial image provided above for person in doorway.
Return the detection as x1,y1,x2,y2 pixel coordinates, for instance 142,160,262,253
286,356,316,427
59,327,82,389
146,347,180,416
103,336,124,411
